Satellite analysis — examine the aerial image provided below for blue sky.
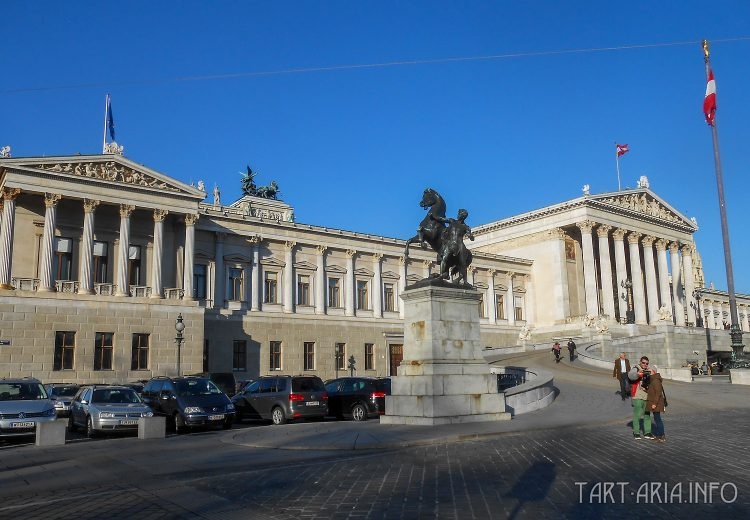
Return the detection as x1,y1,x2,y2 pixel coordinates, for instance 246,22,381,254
2,1,749,292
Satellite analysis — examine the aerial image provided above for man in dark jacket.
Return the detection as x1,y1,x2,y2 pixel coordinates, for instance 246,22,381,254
613,352,631,401
567,339,576,361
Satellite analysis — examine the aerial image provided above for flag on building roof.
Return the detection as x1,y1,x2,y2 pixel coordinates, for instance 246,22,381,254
616,143,629,157
106,94,115,141
703,68,716,126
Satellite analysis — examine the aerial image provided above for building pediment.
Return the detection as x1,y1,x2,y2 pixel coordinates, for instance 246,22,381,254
293,260,318,271
382,270,399,280
588,189,696,230
325,264,347,275
355,267,374,277
224,253,252,264
260,256,285,268
406,274,422,285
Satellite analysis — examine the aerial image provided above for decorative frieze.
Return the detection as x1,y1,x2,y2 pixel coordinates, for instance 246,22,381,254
36,161,179,192
599,193,682,223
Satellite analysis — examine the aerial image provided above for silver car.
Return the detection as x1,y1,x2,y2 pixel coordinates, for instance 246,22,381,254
44,383,80,418
0,378,57,438
69,385,153,437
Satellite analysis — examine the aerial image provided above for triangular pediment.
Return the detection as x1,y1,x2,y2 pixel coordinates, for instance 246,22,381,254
406,274,422,285
325,264,347,275
355,267,374,277
589,189,697,230
293,260,318,271
195,249,214,261
224,253,252,263
382,270,399,280
260,256,285,268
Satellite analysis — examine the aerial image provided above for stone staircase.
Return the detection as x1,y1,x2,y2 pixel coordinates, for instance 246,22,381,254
691,374,731,384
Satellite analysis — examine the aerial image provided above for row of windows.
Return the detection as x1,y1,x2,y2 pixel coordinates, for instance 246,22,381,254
54,331,150,371
477,294,525,320
231,340,375,372
44,237,142,286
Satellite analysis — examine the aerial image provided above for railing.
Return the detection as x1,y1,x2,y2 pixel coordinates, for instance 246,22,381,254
164,288,184,300
55,280,79,293
94,283,116,296
130,286,152,298
11,277,39,291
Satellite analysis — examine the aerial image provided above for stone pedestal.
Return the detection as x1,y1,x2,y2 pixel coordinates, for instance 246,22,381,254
35,419,66,446
138,416,166,439
381,281,510,425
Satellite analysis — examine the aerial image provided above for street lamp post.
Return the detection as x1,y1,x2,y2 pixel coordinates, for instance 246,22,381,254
691,289,704,328
175,313,185,376
620,279,635,324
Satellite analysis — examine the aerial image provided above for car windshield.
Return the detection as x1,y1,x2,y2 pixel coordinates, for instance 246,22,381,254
175,379,222,397
91,388,141,404
292,377,325,392
0,382,48,401
49,385,79,397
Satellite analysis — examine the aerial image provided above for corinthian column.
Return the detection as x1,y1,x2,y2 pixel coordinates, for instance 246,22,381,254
213,232,225,308
487,269,497,324
38,193,62,292
150,209,168,299
398,256,407,319
577,220,599,316
345,249,356,316
682,245,697,325
655,239,674,322
642,236,660,324
612,229,629,321
114,204,134,296
283,241,296,313
506,272,516,325
0,188,21,289
669,243,685,325
372,253,383,318
182,214,198,301
597,225,616,318
628,233,647,324
315,245,327,315
250,235,261,311
78,199,100,294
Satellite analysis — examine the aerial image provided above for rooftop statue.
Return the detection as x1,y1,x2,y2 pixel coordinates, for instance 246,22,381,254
404,188,474,286
240,165,281,200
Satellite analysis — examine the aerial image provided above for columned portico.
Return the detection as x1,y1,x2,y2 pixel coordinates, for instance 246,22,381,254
628,233,647,324
372,253,383,318
78,199,99,294
612,228,628,321
38,193,61,292
597,224,615,318
315,245,327,315
577,220,599,317
706,300,716,329
642,235,660,324
345,249,355,317
182,213,198,301
114,204,134,297
0,188,21,289
283,241,295,313
669,243,685,325
150,209,168,299
655,239,673,321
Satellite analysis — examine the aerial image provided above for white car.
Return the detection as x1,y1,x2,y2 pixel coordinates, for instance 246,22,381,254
69,385,153,437
0,378,57,438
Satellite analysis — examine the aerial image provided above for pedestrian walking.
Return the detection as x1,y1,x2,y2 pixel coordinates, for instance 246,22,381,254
628,356,654,440
551,341,562,363
613,352,631,401
566,338,576,361
647,365,667,442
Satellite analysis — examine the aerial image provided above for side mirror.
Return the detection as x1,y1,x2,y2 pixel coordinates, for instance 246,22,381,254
80,399,88,405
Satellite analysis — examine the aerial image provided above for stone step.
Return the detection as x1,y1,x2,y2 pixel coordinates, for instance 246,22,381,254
691,375,731,383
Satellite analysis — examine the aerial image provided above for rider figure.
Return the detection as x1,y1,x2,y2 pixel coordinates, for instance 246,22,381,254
431,209,474,280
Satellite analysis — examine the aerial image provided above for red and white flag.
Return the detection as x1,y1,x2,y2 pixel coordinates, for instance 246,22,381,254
704,68,717,126
616,143,629,157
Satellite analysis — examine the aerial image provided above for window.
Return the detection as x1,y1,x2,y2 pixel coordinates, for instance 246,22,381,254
328,277,341,307
128,245,141,286
54,331,75,370
304,342,315,371
269,341,282,371
365,343,374,370
93,241,108,283
384,283,395,312
356,280,369,310
496,294,505,320
335,343,346,370
94,332,114,371
298,274,310,306
514,295,524,321
233,340,247,371
228,267,243,301
131,333,149,370
478,293,486,318
194,264,207,300
54,237,73,282
264,272,278,304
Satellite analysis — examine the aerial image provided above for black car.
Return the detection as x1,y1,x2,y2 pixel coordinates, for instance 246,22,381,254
232,375,327,425
141,376,235,433
324,377,391,421
189,372,237,397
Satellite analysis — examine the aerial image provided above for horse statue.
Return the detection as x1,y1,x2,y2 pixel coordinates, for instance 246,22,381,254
404,188,446,258
257,180,280,200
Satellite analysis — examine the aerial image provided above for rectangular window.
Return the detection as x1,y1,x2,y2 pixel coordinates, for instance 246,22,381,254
335,343,346,370
269,341,282,371
128,245,142,286
233,340,247,371
54,331,76,370
54,237,73,282
94,332,114,371
93,241,108,284
194,264,207,300
365,343,374,370
496,294,505,320
328,277,340,307
356,280,369,310
264,272,278,304
131,333,149,370
384,283,395,312
303,342,315,371
298,274,310,306
478,293,486,318
228,267,243,301
514,295,524,321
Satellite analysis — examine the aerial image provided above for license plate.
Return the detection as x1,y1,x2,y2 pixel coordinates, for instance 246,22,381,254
120,420,138,425
11,422,34,428
306,401,319,406
208,414,224,421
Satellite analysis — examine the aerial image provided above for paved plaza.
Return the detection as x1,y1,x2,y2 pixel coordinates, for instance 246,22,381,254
2,352,750,519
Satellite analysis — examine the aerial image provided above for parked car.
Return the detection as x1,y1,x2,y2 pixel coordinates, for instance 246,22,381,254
68,385,153,437
324,377,391,421
189,372,236,397
44,383,80,418
141,376,235,433
232,375,328,425
0,377,57,438
234,379,255,395
119,382,146,397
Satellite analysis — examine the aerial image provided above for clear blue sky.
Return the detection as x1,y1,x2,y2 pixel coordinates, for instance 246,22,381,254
2,1,749,293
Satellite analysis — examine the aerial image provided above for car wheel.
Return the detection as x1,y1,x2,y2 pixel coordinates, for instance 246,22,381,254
271,407,286,425
68,414,77,433
86,416,97,438
351,403,367,422
174,412,187,434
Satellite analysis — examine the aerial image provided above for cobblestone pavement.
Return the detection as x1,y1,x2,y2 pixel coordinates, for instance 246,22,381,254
2,353,749,519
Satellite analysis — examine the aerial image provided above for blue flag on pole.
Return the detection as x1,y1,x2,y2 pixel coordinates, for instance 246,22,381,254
106,95,115,142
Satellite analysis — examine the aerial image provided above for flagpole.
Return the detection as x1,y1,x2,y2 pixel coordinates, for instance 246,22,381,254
102,94,109,153
615,142,621,191
702,39,744,358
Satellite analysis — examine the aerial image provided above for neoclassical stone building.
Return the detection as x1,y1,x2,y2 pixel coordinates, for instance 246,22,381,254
0,153,747,383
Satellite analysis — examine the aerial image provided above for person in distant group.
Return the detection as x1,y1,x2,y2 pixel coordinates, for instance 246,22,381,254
646,365,667,442
552,341,562,363
628,356,654,440
567,338,577,361
701,361,708,375
612,352,631,401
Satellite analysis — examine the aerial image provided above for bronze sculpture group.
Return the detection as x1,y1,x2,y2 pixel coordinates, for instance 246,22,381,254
404,188,474,286
240,165,281,200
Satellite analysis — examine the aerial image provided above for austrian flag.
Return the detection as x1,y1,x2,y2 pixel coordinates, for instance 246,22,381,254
704,68,717,126
616,144,629,157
